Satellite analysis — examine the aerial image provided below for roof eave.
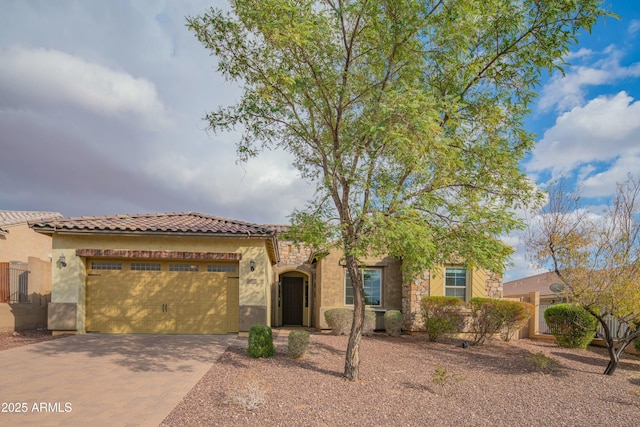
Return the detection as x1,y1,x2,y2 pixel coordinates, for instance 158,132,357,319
29,228,274,239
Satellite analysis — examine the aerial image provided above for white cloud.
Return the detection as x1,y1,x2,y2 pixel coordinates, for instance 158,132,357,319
526,91,640,176
582,156,640,198
0,46,170,129
538,46,640,113
629,19,640,36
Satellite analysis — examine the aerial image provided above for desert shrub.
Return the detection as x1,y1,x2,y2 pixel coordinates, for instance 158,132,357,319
288,330,310,359
247,324,275,358
325,308,352,335
544,304,597,349
470,298,532,345
525,352,560,372
324,308,376,336
228,380,266,410
384,310,403,336
499,301,534,342
363,311,376,336
469,298,504,345
421,296,466,342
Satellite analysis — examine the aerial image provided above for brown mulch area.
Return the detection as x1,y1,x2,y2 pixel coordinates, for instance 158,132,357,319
0,329,62,351
162,332,640,427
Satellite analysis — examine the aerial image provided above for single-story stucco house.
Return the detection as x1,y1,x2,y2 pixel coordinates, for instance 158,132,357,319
29,212,503,335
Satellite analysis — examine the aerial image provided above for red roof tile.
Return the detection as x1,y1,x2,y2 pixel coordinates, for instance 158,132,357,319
29,212,275,236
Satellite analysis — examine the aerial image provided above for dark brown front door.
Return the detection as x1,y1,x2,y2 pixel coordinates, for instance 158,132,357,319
282,277,303,325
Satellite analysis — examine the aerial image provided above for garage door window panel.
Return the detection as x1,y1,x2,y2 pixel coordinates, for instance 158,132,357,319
91,261,122,271
169,263,199,272
131,262,161,271
208,264,237,273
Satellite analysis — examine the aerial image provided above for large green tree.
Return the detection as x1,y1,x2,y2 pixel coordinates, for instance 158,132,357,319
527,177,640,376
189,0,609,381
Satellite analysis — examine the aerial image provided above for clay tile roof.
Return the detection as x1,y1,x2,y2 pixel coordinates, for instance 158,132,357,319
29,212,274,236
0,210,63,228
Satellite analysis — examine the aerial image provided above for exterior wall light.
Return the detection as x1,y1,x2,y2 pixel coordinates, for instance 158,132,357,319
250,259,255,271
59,253,67,268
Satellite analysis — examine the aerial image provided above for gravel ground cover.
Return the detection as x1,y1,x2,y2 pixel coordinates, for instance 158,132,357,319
162,332,640,427
0,329,61,351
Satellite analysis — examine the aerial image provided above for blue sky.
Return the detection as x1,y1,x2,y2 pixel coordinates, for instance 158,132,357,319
507,0,640,280
0,1,638,281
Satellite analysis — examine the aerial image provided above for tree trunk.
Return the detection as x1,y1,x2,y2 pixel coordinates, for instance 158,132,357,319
343,253,365,381
603,356,618,376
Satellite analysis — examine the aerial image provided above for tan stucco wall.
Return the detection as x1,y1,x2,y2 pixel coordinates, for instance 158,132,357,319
0,257,51,331
0,223,52,263
50,233,273,333
314,247,402,329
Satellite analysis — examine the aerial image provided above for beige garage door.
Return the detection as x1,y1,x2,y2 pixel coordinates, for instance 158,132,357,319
85,259,239,334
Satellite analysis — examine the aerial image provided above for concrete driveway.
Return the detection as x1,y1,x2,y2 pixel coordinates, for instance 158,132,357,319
0,334,235,426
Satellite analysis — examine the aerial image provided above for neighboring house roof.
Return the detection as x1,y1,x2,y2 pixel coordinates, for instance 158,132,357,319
0,210,63,228
264,224,290,235
29,212,275,237
503,271,563,297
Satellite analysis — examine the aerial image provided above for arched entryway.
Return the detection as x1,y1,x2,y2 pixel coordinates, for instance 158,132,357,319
277,271,311,327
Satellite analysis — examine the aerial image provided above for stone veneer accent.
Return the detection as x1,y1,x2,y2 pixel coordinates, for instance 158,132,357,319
276,241,313,268
485,271,503,299
402,272,430,332
402,269,504,332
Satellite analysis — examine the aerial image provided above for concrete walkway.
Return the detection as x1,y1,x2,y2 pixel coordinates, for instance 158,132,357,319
0,334,234,426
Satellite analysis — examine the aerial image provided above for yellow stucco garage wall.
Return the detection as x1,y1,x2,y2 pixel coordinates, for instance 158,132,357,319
50,234,273,333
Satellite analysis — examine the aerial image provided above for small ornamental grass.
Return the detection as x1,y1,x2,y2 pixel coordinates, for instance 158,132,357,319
247,324,275,358
525,351,560,372
288,330,310,359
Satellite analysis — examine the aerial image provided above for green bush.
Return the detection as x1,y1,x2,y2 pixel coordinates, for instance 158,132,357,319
469,298,532,345
469,298,504,345
421,296,466,342
288,330,310,359
499,301,534,342
247,324,275,358
544,304,598,349
384,310,403,336
324,308,376,336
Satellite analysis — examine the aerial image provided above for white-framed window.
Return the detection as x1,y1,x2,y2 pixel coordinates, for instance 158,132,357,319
445,267,467,300
345,268,382,306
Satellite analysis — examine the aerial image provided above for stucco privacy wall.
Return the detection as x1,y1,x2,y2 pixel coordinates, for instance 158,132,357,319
50,234,273,333
0,257,51,331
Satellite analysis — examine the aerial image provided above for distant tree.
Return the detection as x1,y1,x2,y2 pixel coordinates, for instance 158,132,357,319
189,0,609,380
527,177,640,375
